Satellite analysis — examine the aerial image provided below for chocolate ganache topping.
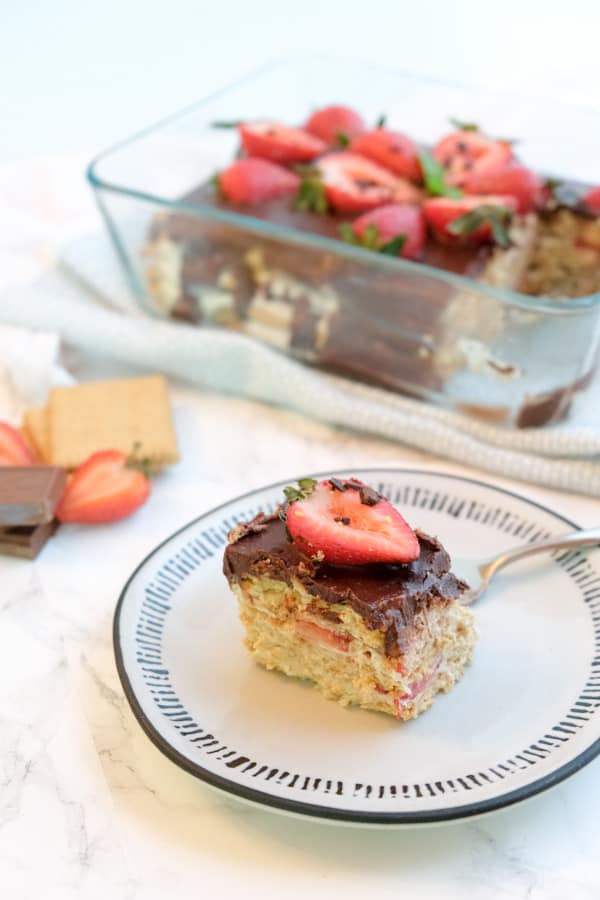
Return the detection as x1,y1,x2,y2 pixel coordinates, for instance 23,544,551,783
223,510,467,657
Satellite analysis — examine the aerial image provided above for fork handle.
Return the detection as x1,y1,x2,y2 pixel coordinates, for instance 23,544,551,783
482,526,600,581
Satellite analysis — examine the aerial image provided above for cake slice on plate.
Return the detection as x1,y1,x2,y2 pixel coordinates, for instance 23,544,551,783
223,477,476,720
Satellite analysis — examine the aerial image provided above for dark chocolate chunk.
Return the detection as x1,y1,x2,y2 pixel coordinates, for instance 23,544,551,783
0,520,58,559
358,485,380,506
329,478,379,503
227,514,270,544
0,467,66,526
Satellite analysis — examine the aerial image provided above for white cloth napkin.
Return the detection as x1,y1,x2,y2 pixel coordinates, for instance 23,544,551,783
0,322,74,424
1,256,599,497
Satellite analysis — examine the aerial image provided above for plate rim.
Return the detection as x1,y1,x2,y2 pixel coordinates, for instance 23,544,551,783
113,467,600,825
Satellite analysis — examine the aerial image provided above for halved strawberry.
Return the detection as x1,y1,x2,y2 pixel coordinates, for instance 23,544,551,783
350,129,422,182
463,163,544,213
582,185,600,215
239,122,326,164
56,450,151,524
316,153,421,213
433,130,512,187
285,478,419,565
305,105,366,146
0,422,39,466
295,620,350,652
423,195,517,245
351,204,426,260
218,158,300,205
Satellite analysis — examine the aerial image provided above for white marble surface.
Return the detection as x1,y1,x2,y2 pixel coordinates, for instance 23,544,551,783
2,369,600,899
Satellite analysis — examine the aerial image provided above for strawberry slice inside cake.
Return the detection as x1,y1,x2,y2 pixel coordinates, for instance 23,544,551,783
223,477,476,720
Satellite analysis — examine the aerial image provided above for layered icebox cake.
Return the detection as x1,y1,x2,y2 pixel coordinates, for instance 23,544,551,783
223,477,476,720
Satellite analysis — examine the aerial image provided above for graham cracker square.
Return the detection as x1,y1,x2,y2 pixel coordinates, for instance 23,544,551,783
47,375,179,470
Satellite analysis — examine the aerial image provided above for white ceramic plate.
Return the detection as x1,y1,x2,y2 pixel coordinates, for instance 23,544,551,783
114,469,600,825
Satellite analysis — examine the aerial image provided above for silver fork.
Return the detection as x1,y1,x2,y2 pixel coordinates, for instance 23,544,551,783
457,526,600,605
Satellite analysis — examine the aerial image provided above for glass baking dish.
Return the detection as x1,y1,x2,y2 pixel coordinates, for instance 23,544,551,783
87,58,600,427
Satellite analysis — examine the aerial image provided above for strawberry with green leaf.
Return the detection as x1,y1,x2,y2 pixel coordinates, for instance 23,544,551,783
423,195,517,246
418,152,463,199
341,203,426,259
316,153,421,213
56,450,151,524
305,105,366,147
284,477,420,565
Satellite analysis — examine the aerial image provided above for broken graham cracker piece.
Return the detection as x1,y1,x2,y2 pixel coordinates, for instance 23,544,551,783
23,406,50,462
0,466,66,526
47,375,179,470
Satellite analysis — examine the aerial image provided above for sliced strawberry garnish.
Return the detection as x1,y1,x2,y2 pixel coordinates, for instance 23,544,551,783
0,422,39,466
423,195,517,246
433,130,512,187
56,449,151,524
463,163,544,213
582,185,600,215
316,153,421,213
218,158,300,205
351,204,426,259
305,105,366,146
239,122,326,164
285,478,419,565
350,129,422,182
295,620,350,652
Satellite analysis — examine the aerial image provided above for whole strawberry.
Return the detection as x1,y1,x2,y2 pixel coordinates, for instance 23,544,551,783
305,105,366,146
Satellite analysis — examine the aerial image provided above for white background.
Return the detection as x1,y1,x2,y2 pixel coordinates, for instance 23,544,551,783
2,0,600,162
